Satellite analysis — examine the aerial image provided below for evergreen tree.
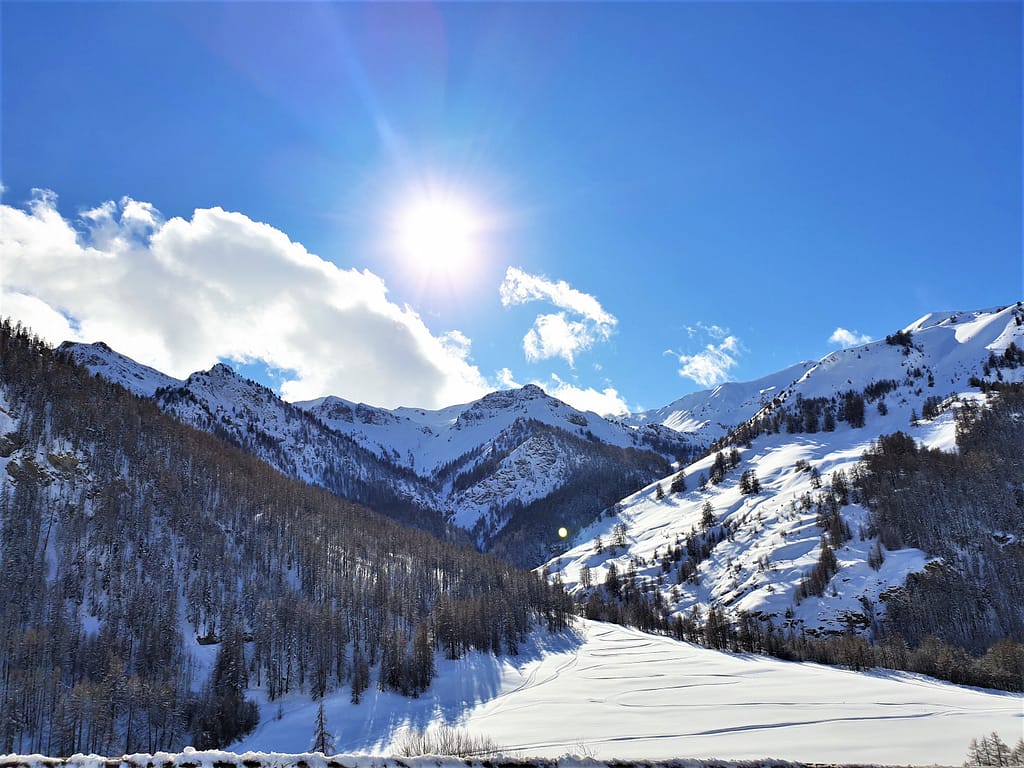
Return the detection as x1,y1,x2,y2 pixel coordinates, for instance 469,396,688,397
709,452,728,485
604,563,621,598
823,408,836,432
580,563,593,589
612,522,628,548
701,501,715,530
311,699,336,754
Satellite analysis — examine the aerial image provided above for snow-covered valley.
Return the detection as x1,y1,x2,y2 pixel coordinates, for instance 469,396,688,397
231,620,1022,765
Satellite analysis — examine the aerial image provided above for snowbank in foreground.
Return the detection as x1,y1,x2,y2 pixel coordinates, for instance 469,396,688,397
0,753,886,768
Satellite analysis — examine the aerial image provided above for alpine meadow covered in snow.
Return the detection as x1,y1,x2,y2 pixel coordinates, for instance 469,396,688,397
1,1,1022,766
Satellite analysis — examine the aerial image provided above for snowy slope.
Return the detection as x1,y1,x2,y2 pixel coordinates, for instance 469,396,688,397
622,362,814,446
770,305,1022,406
544,303,1024,633
232,620,1023,765
56,341,183,396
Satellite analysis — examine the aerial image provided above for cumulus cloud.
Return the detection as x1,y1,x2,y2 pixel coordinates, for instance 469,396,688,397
500,266,616,365
541,374,629,416
495,367,521,389
674,326,743,388
828,327,872,347
1,191,491,409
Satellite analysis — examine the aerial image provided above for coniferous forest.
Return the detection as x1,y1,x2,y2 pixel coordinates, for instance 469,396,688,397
0,321,572,755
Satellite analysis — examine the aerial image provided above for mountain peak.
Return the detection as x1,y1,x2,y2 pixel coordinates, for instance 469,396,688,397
208,362,237,376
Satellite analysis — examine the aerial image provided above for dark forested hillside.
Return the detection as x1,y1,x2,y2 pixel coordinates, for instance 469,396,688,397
149,368,448,536
855,388,1024,653
0,320,572,755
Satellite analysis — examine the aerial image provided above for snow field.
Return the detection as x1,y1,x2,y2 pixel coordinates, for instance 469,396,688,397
229,621,1021,765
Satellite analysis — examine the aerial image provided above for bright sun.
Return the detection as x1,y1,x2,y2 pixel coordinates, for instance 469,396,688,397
395,193,482,279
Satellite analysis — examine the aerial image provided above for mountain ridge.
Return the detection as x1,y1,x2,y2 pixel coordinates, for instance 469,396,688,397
57,342,690,556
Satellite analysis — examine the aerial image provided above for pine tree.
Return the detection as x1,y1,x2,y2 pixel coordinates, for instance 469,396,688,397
612,522,628,548
1009,737,1024,766
728,447,741,468
867,540,885,570
351,648,369,704
701,501,715,530
579,563,592,588
710,452,727,484
670,470,687,494
311,699,336,754
604,563,621,598
823,409,836,432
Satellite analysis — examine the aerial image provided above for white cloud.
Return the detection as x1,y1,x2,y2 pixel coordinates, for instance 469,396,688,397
828,327,872,347
2,292,80,343
522,312,599,365
1,191,491,409
676,333,742,388
538,374,629,417
687,322,729,340
500,266,616,365
495,367,520,389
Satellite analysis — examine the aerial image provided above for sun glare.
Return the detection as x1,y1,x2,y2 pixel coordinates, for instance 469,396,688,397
395,193,482,279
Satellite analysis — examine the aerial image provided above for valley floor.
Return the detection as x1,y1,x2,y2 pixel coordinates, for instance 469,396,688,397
233,620,1021,765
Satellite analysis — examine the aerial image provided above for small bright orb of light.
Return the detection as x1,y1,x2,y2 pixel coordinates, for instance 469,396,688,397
396,194,480,279
558,527,569,539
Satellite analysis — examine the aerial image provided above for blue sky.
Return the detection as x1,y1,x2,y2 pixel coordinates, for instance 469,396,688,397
2,1,1021,413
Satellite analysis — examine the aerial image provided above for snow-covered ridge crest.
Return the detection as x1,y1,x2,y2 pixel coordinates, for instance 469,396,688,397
56,340,183,396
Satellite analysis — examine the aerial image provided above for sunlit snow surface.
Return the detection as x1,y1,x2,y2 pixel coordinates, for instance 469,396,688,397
233,621,1022,765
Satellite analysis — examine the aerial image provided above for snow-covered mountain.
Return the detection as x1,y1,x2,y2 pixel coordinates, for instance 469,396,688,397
58,343,691,557
298,384,675,476
621,361,815,446
60,340,183,396
296,385,690,541
544,303,1024,636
